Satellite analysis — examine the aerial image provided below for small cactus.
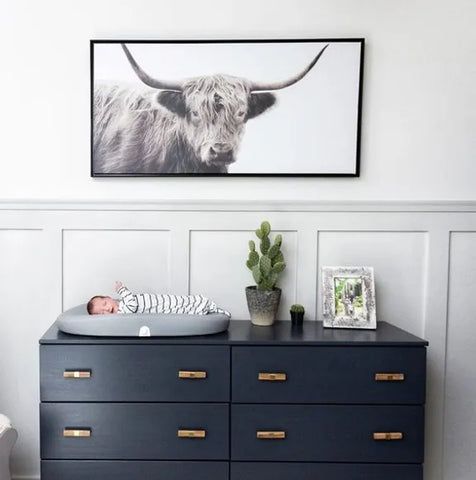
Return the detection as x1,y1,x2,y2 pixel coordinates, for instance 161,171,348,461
246,221,286,291
290,304,305,314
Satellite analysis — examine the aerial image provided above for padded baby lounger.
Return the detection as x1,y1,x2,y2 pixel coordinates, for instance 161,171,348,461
56,304,231,337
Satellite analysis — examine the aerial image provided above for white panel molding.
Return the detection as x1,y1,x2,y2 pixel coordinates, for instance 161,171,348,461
1,200,476,212
0,229,52,478
1,202,476,480
316,230,428,332
420,228,451,480
296,227,319,321
61,229,173,309
189,229,298,317
443,231,476,480
170,226,191,294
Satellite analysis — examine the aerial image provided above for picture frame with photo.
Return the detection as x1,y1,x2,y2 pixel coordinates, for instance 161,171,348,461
321,266,376,329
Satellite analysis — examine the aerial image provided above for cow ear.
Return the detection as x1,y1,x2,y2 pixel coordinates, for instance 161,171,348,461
247,92,276,120
156,91,186,117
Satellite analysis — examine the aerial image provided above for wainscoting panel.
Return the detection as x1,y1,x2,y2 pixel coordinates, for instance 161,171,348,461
317,231,427,336
190,230,298,319
444,232,476,480
0,229,53,477
62,229,172,309
1,202,476,480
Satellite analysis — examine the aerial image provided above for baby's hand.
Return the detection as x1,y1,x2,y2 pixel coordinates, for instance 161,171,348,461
114,281,124,292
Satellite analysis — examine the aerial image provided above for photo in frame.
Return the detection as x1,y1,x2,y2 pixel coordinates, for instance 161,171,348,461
91,39,364,177
321,266,376,329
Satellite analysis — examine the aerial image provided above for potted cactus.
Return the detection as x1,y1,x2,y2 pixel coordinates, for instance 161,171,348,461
290,304,305,326
245,221,286,326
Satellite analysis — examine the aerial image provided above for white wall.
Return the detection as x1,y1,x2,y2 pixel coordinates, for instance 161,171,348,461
0,0,474,201
0,0,475,479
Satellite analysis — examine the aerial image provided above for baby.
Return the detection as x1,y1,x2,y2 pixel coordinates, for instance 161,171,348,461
87,282,229,316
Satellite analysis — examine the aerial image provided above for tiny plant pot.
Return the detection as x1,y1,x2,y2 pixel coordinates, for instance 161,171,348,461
246,286,281,327
290,311,304,326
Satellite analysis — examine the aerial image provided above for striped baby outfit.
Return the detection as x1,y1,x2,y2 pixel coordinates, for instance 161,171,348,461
117,286,230,317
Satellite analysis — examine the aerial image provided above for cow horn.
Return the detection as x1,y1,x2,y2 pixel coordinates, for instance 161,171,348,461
250,44,329,92
121,44,184,91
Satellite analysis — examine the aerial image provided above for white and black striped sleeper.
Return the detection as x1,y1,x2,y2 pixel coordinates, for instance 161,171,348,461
117,286,230,317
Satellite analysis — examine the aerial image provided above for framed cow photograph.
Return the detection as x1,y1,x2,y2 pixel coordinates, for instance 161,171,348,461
90,39,364,177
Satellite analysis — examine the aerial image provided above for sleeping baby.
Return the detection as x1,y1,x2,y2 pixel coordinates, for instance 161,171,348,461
87,282,230,316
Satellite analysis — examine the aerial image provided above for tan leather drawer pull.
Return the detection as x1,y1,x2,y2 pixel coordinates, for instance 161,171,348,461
177,429,206,438
375,373,405,382
63,370,91,379
258,372,287,382
257,430,286,439
178,370,207,379
63,428,91,438
373,432,404,441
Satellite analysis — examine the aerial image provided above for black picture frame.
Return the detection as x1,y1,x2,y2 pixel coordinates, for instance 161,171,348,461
90,38,364,177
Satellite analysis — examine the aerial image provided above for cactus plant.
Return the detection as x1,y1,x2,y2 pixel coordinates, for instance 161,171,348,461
246,221,286,291
290,303,305,326
290,304,305,314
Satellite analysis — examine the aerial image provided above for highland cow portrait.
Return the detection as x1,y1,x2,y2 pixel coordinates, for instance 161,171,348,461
91,39,364,176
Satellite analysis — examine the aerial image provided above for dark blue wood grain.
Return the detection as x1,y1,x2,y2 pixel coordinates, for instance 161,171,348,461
42,461,229,480
231,462,422,480
232,346,426,404
41,403,229,460
40,320,428,346
41,345,229,402
231,404,424,463
39,319,427,476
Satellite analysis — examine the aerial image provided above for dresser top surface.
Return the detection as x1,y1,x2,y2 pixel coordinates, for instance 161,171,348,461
40,320,428,346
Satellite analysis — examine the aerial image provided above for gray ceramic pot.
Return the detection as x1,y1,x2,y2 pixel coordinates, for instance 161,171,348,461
245,286,281,326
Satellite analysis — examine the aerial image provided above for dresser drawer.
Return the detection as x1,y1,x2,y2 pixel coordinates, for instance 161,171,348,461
231,462,422,480
231,404,424,463
42,461,229,480
41,403,229,460
40,345,229,402
232,346,425,404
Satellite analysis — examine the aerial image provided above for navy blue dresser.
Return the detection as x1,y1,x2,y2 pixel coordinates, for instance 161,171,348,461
39,321,428,479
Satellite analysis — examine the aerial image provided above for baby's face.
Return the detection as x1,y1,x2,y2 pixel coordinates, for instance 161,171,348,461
90,296,118,315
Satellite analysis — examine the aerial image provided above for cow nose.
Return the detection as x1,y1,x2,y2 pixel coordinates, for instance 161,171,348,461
210,143,232,155
208,144,234,164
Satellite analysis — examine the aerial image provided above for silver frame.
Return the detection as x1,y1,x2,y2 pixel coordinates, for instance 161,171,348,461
321,266,376,329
